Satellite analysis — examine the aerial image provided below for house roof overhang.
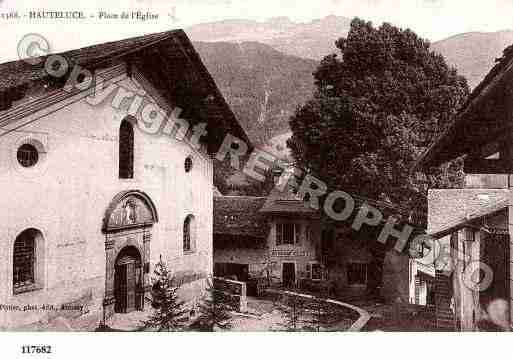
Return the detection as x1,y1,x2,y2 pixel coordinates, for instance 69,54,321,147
414,48,513,171
213,196,268,239
428,200,509,239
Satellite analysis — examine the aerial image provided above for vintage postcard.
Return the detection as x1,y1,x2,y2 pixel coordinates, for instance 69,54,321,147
0,0,512,355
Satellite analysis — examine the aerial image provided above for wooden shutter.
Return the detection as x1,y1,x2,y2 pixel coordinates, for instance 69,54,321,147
295,224,301,245
306,263,311,279
276,223,283,246
311,263,321,280
414,276,421,304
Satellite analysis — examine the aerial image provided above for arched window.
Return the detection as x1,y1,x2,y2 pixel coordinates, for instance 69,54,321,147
13,228,44,294
183,215,196,253
119,119,134,179
184,156,193,173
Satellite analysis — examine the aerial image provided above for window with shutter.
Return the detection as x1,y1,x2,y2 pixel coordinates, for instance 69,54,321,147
277,222,296,245
276,223,283,246
347,263,367,285
311,263,322,280
414,276,421,304
295,224,301,245
305,226,311,243
283,223,295,245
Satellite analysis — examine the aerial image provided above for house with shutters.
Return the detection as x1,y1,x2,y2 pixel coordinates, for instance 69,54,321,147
0,29,250,329
213,190,324,293
213,171,419,301
414,44,513,331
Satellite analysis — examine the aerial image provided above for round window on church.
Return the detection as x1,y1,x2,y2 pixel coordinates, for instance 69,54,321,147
184,156,193,173
17,143,39,167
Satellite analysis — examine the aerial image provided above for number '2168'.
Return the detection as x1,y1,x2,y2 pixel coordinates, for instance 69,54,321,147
21,345,52,354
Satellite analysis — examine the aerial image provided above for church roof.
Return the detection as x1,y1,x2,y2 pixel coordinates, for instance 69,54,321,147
0,31,172,90
0,29,251,151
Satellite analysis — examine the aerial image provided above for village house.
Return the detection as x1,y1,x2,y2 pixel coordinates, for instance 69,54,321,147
213,188,324,295
415,44,513,331
0,29,250,329
213,171,422,302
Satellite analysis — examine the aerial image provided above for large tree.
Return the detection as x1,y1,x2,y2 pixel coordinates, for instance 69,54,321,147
288,18,469,215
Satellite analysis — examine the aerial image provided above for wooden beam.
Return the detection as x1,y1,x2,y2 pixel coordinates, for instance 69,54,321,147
464,157,513,174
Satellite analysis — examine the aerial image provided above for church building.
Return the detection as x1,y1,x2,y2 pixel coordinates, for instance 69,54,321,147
0,30,249,329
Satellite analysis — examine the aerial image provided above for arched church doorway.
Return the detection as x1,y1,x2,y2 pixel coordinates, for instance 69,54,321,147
102,190,158,318
114,246,142,313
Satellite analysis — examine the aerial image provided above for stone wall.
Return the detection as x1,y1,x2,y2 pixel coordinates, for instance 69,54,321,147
213,277,247,312
214,247,268,277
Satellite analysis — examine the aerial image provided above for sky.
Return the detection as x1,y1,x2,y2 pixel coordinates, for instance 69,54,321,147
1,0,513,62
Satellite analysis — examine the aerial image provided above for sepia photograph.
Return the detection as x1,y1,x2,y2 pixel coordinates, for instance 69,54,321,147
0,0,512,357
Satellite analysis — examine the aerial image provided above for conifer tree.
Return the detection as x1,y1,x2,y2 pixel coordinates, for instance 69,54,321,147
143,257,188,331
190,278,232,331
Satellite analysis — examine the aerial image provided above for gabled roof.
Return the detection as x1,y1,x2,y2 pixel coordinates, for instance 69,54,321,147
259,186,320,217
0,31,172,90
259,183,426,227
0,29,251,150
213,196,268,238
415,44,513,170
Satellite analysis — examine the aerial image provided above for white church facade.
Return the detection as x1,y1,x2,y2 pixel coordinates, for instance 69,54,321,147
0,30,249,329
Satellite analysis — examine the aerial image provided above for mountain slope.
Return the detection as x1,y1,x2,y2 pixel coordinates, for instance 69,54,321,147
188,16,351,60
190,18,513,158
191,18,513,192
189,17,513,90
432,30,513,89
193,41,317,144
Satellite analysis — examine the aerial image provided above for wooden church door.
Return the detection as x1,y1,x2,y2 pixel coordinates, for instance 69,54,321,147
114,255,141,313
125,261,136,312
